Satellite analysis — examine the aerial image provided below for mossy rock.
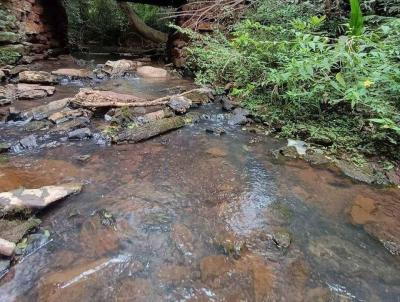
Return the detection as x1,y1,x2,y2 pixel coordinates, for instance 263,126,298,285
0,218,42,243
0,47,22,65
0,9,17,31
0,32,20,43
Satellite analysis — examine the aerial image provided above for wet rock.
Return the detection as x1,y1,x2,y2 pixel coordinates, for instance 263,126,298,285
18,70,56,84
0,238,15,256
0,143,11,153
19,134,38,149
273,145,300,159
23,120,52,132
272,230,291,249
171,223,194,257
22,98,71,120
101,59,140,77
228,107,250,125
0,183,82,217
0,70,5,82
68,127,92,140
0,258,10,275
16,230,51,256
15,83,55,100
50,117,90,134
168,95,192,114
183,87,213,104
51,68,92,79
0,85,16,104
136,66,168,78
9,65,28,77
205,127,226,136
287,139,308,155
335,160,375,184
221,96,237,111
0,98,12,107
0,218,42,244
303,149,330,165
49,108,91,124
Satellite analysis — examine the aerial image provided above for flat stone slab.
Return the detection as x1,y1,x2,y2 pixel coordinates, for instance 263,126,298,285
0,183,83,217
51,68,92,79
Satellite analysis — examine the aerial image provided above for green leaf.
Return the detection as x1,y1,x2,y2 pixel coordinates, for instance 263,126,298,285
335,73,346,87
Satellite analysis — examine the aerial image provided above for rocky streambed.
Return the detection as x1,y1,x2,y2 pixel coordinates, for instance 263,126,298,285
0,55,399,301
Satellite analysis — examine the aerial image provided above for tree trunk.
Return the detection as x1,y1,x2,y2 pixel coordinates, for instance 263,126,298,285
112,116,186,143
117,2,168,43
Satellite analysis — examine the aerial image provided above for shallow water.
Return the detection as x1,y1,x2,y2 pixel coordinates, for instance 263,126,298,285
0,58,399,302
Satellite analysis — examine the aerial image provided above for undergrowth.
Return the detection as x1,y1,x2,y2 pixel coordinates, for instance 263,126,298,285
182,0,400,161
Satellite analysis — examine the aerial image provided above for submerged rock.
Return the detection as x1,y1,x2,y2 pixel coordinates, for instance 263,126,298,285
272,230,291,249
136,66,168,78
0,183,82,217
18,71,57,84
15,83,55,100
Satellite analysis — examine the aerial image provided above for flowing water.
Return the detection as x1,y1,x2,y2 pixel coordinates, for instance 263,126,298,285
0,57,399,302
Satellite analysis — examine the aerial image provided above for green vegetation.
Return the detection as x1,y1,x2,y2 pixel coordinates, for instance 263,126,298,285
64,0,170,47
0,48,21,65
184,0,400,161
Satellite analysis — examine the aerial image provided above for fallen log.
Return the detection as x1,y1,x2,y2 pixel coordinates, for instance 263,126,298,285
71,88,211,108
118,2,168,43
0,183,82,217
111,116,186,144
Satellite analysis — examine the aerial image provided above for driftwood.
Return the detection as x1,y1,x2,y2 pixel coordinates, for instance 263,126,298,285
72,88,211,108
112,116,187,144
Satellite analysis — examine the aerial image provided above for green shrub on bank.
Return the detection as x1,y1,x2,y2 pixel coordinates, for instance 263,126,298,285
185,6,400,159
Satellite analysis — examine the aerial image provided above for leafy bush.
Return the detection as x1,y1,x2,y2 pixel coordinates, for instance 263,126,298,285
185,7,400,159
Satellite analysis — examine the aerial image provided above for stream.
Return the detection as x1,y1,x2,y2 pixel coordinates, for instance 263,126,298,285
0,56,399,302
